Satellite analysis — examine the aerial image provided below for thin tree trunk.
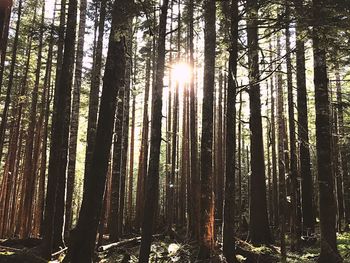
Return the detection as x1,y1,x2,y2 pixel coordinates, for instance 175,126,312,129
277,35,287,263
188,0,200,240
135,54,150,229
335,68,350,231
138,0,169,261
285,7,301,250
127,94,136,226
66,0,87,236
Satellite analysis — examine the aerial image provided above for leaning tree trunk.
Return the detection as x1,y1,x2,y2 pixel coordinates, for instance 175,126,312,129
197,0,216,260
138,0,169,261
63,1,133,262
247,0,271,245
312,0,341,261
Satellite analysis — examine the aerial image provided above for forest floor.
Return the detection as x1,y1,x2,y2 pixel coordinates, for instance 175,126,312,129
0,232,349,262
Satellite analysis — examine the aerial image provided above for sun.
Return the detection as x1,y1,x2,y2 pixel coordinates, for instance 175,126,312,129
171,62,192,84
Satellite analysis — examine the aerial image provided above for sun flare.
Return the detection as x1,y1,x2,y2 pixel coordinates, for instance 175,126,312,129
171,62,192,84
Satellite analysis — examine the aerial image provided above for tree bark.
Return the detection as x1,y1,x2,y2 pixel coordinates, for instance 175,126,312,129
197,0,216,259
312,0,341,261
223,0,239,262
295,0,315,234
138,0,169,261
63,1,133,262
247,0,271,245
66,0,87,236
43,0,77,257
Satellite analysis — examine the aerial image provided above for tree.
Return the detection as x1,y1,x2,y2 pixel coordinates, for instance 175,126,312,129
197,0,216,259
294,0,315,234
247,0,271,245
312,0,342,262
223,0,239,261
66,0,87,236
138,0,169,261
63,0,134,261
43,0,77,257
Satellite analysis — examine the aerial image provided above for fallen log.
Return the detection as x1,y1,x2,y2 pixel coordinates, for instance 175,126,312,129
52,247,68,257
97,237,141,252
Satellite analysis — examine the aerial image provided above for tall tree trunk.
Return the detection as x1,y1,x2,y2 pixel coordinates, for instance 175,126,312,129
138,0,169,261
128,93,136,225
216,70,223,223
188,0,200,240
66,0,87,236
295,0,315,234
223,0,239,261
197,0,216,259
84,0,107,190
277,35,287,263
269,40,278,228
119,59,131,236
109,87,125,241
43,0,77,257
135,54,150,229
247,0,271,245
285,7,301,250
63,1,133,262
336,69,350,231
312,0,341,261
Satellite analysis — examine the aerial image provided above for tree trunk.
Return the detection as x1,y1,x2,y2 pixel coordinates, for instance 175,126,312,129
127,94,136,226
138,0,169,261
188,0,200,240
135,54,150,230
336,69,350,230
277,35,287,263
66,0,87,236
63,1,133,262
285,8,301,250
197,0,216,259
269,40,278,229
108,85,125,241
247,0,271,245
223,0,239,262
312,0,341,261
84,0,107,190
295,0,315,234
42,0,77,257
